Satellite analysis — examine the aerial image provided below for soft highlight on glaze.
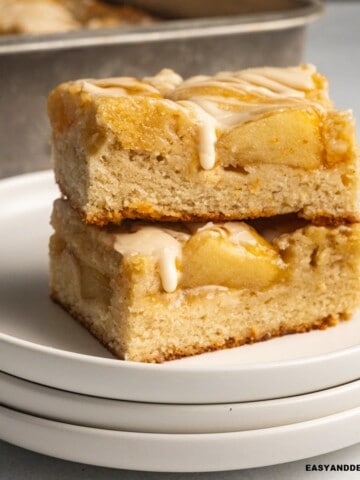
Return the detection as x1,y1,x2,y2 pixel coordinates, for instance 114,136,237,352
112,221,277,292
77,65,327,171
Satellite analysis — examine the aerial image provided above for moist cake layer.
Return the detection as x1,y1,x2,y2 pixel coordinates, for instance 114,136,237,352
48,65,360,225
49,199,360,363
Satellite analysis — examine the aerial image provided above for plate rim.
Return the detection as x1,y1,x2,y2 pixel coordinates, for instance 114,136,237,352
0,403,359,472
1,369,360,434
0,327,359,373
1,170,360,403
0,169,358,373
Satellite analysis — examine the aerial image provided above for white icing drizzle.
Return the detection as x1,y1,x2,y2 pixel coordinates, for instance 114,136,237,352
176,65,317,99
113,226,186,293
194,221,258,245
76,65,325,171
169,65,324,128
177,100,218,170
240,66,316,91
143,68,183,96
79,78,159,97
158,247,179,293
111,221,267,292
221,222,259,245
168,65,325,168
186,95,297,128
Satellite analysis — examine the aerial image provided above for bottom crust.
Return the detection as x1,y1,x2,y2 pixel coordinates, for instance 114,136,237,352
49,199,360,363
82,203,360,228
57,170,360,227
51,291,350,363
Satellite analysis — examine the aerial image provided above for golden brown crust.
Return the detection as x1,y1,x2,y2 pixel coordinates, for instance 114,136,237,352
86,208,360,228
299,212,360,226
50,290,351,364
85,207,283,226
57,176,359,228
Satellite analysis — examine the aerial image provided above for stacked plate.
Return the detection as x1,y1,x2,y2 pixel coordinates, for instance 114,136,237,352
0,172,359,472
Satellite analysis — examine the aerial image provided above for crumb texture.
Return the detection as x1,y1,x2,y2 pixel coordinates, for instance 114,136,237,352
47,66,360,225
50,199,360,363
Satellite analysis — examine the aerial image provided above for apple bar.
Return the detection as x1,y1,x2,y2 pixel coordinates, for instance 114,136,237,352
49,199,360,363
48,65,359,226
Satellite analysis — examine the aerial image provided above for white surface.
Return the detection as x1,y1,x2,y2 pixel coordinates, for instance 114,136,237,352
1,442,360,480
1,371,360,434
0,171,360,404
0,404,359,472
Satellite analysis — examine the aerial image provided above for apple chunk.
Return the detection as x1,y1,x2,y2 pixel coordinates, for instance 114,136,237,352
181,223,283,289
217,109,323,170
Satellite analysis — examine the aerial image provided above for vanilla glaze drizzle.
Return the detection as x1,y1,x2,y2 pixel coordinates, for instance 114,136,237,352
77,65,327,171
73,66,326,291
112,221,266,293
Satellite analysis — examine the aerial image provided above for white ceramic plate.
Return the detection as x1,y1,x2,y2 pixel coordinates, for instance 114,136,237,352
0,404,359,472
0,171,360,404
1,370,360,434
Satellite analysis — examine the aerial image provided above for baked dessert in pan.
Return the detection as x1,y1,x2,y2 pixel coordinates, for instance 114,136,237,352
50,199,360,363
0,0,155,36
48,65,360,226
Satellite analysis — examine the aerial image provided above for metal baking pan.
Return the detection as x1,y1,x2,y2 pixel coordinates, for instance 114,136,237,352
0,0,323,178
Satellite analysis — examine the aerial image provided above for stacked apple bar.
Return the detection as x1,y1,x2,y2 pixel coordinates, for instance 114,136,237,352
48,65,360,363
